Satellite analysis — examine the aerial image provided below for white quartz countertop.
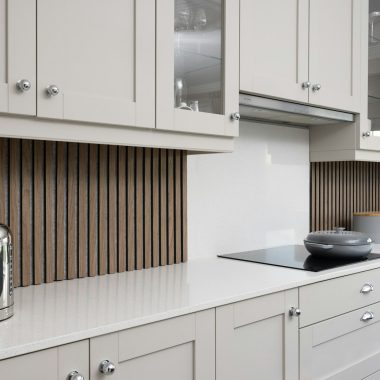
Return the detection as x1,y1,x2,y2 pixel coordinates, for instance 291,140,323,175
2,245,380,360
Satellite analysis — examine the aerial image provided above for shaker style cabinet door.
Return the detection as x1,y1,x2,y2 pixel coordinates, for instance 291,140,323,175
309,0,361,112
156,0,239,136
0,0,36,115
90,310,215,380
240,0,309,104
37,0,155,129
0,340,89,380
216,290,299,380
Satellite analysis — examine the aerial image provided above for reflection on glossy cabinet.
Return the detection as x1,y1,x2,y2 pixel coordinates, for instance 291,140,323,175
90,310,215,380
216,290,299,380
0,340,89,380
308,0,361,112
0,0,36,115
37,0,155,128
156,0,239,136
240,0,309,103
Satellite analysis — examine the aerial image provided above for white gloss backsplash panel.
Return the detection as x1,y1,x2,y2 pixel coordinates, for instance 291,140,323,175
187,121,310,259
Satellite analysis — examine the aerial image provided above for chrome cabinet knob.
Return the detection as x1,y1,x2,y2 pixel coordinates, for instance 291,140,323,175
99,360,116,375
67,371,85,380
16,79,31,92
312,83,321,92
363,131,372,138
361,311,374,322
231,112,240,121
361,283,374,294
289,307,301,317
46,84,60,97
302,81,311,89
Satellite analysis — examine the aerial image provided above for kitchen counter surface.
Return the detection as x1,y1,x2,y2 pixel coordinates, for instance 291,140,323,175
2,245,380,360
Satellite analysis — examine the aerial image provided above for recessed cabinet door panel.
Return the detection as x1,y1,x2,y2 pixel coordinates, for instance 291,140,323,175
37,0,155,129
240,0,309,103
216,290,299,380
0,340,89,380
90,310,215,380
309,0,361,112
0,0,36,115
156,0,239,137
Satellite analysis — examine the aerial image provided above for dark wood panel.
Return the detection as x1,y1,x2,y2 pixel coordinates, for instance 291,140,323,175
311,162,380,231
0,138,187,288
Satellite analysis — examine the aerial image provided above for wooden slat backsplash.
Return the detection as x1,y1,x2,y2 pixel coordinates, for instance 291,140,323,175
0,138,187,287
310,162,380,232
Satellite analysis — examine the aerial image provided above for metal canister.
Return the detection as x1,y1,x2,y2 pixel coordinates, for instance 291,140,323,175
353,212,380,244
0,224,13,321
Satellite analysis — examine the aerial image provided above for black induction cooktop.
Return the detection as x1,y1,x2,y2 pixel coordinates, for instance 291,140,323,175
218,245,380,272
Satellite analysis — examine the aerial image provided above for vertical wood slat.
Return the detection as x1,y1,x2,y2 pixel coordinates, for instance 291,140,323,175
98,145,108,276
310,162,380,232
0,138,187,288
118,146,127,273
45,142,56,283
127,147,136,271
67,143,78,280
78,144,88,278
33,141,44,285
108,145,117,274
21,140,32,286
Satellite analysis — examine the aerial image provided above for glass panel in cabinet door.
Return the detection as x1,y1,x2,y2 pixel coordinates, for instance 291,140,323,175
174,0,223,115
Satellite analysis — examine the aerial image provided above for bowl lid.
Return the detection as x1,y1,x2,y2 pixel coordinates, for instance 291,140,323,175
305,227,373,246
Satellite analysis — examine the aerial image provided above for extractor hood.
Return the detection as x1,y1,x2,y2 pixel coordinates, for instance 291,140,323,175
239,93,355,126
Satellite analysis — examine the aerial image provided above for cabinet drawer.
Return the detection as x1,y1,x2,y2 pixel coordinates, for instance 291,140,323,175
0,340,89,380
300,302,380,380
299,268,380,327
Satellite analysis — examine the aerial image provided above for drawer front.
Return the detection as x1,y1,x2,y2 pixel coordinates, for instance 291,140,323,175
299,268,380,327
300,302,380,380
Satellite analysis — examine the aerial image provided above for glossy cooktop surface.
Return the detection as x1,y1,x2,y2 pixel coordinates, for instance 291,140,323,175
218,245,380,272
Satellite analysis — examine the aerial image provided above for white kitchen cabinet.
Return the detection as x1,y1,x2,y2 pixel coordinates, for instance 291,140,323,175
0,0,36,116
300,302,380,380
240,0,309,104
0,340,89,380
90,310,215,380
216,290,299,380
240,0,361,114
308,0,361,112
156,0,240,136
37,0,155,129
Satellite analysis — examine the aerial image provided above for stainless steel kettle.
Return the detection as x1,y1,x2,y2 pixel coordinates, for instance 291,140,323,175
0,224,13,321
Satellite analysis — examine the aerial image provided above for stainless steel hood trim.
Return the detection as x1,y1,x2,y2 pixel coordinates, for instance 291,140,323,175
239,93,355,125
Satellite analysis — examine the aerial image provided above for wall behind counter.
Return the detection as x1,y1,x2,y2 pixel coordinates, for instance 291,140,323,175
187,120,310,259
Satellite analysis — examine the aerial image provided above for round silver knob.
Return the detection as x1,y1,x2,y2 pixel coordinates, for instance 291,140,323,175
16,79,31,92
67,371,85,380
46,85,60,97
302,81,311,89
312,83,322,92
363,131,371,138
361,311,374,322
361,283,374,294
289,307,301,317
99,360,116,375
231,112,240,121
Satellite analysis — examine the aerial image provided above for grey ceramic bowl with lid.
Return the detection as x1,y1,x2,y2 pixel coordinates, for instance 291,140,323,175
304,227,373,258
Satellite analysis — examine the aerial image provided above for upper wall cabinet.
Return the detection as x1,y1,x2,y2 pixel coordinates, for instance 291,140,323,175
240,0,361,113
240,0,309,104
37,0,155,129
0,0,36,115
156,0,240,137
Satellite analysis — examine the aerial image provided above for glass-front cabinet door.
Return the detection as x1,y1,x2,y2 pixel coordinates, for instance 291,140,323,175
157,0,239,136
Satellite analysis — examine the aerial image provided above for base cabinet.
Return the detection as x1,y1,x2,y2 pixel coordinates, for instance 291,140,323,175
0,340,89,380
90,310,215,380
300,302,380,380
216,289,299,380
